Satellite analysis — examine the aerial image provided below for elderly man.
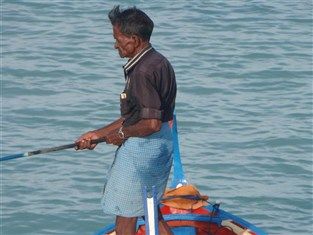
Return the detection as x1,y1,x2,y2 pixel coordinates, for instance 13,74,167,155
76,5,176,235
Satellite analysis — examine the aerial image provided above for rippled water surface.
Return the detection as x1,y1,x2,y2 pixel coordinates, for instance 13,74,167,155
2,1,312,235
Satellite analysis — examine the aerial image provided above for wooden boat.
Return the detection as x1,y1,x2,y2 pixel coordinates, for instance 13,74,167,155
94,116,267,235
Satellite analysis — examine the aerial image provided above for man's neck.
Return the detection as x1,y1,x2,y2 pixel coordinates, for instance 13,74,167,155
130,42,151,59
124,43,152,73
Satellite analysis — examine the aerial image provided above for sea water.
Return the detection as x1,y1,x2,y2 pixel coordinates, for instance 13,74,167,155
2,1,312,234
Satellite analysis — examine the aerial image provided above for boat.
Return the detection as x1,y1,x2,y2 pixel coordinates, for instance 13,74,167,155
94,115,268,235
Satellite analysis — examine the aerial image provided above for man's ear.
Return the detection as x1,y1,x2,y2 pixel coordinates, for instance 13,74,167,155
131,35,141,48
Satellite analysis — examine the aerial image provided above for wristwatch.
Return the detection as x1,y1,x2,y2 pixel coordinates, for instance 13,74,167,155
118,126,125,139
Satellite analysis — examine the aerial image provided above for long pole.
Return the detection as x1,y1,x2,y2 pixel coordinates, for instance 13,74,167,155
0,138,106,162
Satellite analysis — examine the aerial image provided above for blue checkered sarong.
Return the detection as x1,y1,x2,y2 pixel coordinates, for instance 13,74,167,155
101,122,173,217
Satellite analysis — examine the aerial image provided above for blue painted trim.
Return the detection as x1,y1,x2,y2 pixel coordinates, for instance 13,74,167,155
217,207,268,235
93,205,268,235
163,213,223,224
170,114,187,188
93,223,115,235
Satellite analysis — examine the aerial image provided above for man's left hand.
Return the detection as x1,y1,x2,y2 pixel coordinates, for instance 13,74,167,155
105,130,124,146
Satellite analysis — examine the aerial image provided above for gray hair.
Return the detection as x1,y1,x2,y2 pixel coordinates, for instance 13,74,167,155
108,5,154,41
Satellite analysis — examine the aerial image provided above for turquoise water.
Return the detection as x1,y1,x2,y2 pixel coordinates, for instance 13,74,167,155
2,1,312,234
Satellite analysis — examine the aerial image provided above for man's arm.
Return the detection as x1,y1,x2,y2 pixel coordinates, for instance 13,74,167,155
76,117,162,149
75,117,124,150
105,119,162,146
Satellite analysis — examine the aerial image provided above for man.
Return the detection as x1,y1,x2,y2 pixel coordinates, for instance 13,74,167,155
76,5,176,235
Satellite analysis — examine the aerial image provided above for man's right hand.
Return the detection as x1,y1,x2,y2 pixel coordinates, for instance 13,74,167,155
75,131,101,150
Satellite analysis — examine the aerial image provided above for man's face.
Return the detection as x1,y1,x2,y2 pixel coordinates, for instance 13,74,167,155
112,25,136,58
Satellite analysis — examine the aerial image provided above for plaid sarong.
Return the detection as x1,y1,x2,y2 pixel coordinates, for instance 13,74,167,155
101,122,173,217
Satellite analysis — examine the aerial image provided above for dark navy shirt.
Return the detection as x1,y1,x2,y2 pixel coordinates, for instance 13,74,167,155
120,46,176,127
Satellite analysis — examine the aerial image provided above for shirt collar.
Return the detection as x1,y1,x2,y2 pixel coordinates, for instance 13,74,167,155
123,45,153,74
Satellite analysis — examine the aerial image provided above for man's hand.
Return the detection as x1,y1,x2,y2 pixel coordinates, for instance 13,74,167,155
75,131,101,150
105,129,124,146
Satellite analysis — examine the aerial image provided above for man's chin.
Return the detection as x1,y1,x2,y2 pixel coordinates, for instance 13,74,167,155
118,51,125,58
